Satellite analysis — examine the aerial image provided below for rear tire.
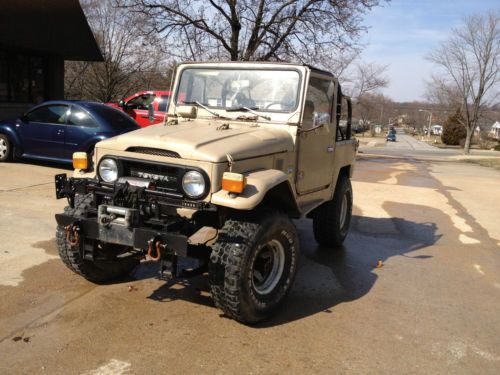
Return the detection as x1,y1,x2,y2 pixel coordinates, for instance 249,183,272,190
209,211,299,324
0,134,12,162
56,194,139,282
312,176,353,248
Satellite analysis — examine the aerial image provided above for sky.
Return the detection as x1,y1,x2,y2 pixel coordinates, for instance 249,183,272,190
359,0,499,102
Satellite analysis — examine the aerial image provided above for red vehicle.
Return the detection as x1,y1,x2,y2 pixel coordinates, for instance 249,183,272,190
107,91,171,127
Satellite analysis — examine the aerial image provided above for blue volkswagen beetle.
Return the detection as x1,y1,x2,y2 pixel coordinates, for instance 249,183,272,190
0,101,140,163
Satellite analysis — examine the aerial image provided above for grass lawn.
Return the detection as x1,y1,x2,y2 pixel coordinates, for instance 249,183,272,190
463,158,500,171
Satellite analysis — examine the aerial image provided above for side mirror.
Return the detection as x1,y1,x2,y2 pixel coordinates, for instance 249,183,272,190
312,112,330,127
119,100,125,108
148,103,155,123
19,115,29,123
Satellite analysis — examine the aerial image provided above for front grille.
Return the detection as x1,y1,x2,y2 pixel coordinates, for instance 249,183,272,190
122,160,180,192
109,157,209,201
126,147,181,158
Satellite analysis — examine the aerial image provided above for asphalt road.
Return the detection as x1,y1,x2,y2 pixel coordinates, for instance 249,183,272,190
364,132,500,159
385,133,437,151
1,140,499,374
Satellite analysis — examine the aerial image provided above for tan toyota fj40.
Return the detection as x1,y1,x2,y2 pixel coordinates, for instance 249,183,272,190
54,62,357,323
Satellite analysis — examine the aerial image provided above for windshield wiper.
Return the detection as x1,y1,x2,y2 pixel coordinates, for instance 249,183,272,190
226,106,271,121
182,101,226,118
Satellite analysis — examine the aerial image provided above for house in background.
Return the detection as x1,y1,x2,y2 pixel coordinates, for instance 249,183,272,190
0,0,102,120
431,125,443,136
490,121,500,140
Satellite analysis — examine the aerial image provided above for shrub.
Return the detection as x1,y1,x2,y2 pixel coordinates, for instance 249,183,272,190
477,138,496,150
441,110,467,146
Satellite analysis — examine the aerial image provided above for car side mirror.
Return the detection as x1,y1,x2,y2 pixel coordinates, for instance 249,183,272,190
119,100,125,108
19,115,29,123
312,112,330,127
148,104,155,123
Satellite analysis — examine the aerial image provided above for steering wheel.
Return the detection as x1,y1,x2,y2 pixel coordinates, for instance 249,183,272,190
265,102,283,110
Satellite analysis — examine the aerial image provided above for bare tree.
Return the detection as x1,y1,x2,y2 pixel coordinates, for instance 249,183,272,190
318,48,361,81
65,0,170,102
349,61,389,99
426,11,500,154
116,0,385,66
344,61,389,131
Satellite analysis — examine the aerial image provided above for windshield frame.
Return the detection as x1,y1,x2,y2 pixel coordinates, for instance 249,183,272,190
173,66,303,116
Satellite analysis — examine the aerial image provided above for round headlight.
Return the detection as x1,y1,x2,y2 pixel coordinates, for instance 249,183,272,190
98,158,118,182
182,171,205,198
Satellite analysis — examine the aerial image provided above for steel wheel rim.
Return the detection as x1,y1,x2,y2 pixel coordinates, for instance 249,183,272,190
339,193,348,229
0,138,6,157
252,239,285,295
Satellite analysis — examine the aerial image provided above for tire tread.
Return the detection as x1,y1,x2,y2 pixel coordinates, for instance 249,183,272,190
209,211,298,323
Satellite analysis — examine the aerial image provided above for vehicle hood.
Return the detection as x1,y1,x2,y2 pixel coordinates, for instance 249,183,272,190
96,122,295,163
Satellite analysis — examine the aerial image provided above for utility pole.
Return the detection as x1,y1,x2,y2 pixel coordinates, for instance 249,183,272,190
419,109,432,139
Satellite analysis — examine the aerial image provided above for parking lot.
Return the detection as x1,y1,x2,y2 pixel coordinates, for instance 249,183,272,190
1,144,500,374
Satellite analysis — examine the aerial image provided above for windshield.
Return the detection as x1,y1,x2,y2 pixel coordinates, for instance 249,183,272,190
175,68,300,113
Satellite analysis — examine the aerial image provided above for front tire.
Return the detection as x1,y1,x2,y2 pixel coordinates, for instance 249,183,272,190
209,211,299,324
56,194,139,282
0,134,12,162
312,176,353,248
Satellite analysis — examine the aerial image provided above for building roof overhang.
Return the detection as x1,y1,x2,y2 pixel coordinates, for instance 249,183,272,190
0,0,103,61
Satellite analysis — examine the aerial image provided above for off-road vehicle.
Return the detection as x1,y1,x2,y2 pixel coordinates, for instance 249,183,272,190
54,62,357,323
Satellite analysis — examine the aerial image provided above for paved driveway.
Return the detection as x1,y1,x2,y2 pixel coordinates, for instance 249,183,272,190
0,153,499,374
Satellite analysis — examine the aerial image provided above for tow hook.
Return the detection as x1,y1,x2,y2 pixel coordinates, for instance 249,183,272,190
146,238,178,280
147,240,163,261
65,223,80,247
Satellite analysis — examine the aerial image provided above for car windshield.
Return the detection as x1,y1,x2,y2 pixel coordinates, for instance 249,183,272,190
175,68,300,113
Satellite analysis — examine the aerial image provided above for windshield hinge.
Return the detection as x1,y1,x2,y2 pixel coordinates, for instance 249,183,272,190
226,153,234,172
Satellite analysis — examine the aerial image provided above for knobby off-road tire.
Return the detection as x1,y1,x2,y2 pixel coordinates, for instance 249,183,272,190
0,134,12,162
209,211,299,324
56,194,139,282
312,176,353,248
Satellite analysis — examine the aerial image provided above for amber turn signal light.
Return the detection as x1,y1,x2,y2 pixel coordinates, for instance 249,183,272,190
73,152,88,170
222,172,246,194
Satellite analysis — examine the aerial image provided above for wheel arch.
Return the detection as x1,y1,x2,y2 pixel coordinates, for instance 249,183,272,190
80,135,107,154
211,169,300,218
337,164,353,180
258,181,301,218
0,125,22,156
306,164,353,219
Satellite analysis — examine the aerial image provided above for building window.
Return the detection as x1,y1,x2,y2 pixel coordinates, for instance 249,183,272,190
0,51,46,104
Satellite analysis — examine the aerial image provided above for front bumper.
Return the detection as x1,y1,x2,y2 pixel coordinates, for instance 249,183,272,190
54,213,188,256
54,173,214,257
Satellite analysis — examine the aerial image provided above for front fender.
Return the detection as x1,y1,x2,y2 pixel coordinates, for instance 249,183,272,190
0,123,22,153
211,169,294,210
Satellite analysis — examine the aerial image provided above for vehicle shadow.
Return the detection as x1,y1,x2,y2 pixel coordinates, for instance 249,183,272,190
258,203,441,328
138,259,215,308
140,201,442,327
